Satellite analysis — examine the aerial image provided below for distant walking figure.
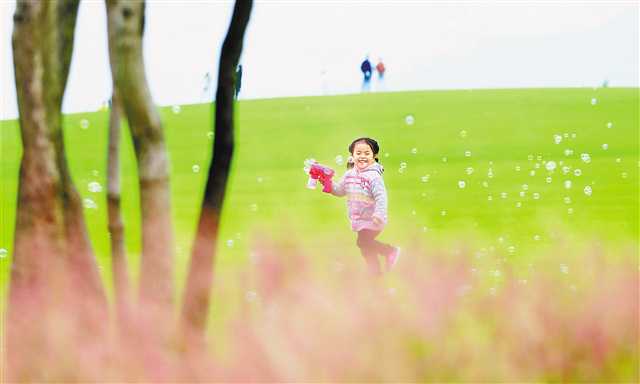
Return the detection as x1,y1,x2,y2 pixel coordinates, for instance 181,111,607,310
202,71,212,101
234,64,243,99
375,58,386,91
360,56,372,92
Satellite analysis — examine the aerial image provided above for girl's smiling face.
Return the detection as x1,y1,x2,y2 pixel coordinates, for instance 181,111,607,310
352,142,376,170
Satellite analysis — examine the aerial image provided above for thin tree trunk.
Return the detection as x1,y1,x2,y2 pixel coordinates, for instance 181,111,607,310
106,0,174,319
107,90,131,324
181,0,253,339
47,0,106,313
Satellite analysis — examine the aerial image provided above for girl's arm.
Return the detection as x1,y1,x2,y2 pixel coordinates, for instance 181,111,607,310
370,176,388,223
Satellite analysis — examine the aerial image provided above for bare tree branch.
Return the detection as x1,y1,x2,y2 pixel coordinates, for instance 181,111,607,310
181,0,254,338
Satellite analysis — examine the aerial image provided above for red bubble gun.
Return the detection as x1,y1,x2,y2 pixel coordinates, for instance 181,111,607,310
305,161,335,193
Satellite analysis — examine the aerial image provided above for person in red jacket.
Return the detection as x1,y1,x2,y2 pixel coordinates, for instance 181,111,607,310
375,58,386,92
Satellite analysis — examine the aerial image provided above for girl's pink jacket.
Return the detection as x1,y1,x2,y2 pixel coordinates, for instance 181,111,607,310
331,162,388,232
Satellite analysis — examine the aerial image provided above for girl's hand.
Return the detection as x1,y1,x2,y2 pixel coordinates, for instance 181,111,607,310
372,216,383,225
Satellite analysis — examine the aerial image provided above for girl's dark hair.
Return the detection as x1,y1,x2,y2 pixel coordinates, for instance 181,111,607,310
347,137,380,168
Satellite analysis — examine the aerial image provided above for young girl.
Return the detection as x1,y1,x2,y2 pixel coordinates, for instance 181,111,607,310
324,137,400,275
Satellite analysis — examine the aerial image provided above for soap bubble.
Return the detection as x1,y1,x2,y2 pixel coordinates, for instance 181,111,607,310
515,202,522,208
420,175,430,183
564,180,572,189
482,181,489,188
83,198,97,210
562,166,571,174
615,158,621,163
529,170,536,176
500,192,507,199
411,148,418,155
553,134,562,144
400,162,407,169
88,181,102,193
398,168,405,174
607,122,613,129
384,153,390,158
601,143,608,150
545,176,552,184
583,186,592,196
80,119,90,129
580,153,591,163
172,105,181,114
533,192,540,200
545,161,557,171
564,149,574,157
574,169,582,176
249,203,258,212
257,176,264,183
560,264,569,274
522,184,529,191
563,196,572,204
440,210,447,216
458,180,466,189
0,248,7,259
442,157,448,163
245,291,257,302
515,165,521,171
533,235,541,241
487,195,493,201
621,172,628,179
590,98,597,105
568,207,574,214
226,239,234,248
519,191,525,197
528,154,534,161
335,155,344,165
192,165,200,173
460,130,467,138
465,167,474,175
207,131,213,139
571,133,577,139
405,115,415,125
464,150,472,157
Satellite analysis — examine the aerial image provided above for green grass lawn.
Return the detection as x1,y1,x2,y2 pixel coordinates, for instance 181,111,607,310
1,87,638,314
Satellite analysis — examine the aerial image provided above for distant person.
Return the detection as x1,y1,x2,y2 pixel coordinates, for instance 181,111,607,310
234,64,243,99
375,58,386,91
202,72,212,101
360,56,372,92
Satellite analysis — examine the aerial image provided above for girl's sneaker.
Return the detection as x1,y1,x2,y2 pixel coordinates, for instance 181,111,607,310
386,247,401,271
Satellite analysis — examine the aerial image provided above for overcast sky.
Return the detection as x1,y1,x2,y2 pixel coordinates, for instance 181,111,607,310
1,1,638,120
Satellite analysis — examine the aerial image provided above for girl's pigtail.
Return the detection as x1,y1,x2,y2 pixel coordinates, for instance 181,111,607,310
347,155,355,169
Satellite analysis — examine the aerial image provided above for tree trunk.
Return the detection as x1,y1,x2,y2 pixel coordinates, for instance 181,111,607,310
107,89,131,324
181,0,253,339
8,1,105,379
106,0,174,319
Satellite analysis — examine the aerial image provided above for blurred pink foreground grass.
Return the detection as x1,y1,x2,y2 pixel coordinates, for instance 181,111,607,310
5,237,638,382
